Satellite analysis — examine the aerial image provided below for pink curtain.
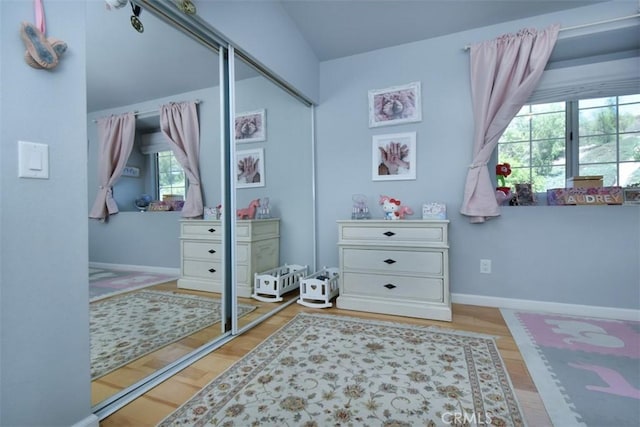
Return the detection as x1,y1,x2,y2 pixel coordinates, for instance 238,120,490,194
160,101,203,218
89,112,136,221
460,24,560,223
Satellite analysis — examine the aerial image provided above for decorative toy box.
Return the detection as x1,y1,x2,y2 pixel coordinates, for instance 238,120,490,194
546,186,623,205
253,264,308,302
297,267,340,309
566,175,603,188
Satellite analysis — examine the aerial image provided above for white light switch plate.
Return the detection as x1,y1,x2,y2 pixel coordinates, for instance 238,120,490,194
18,141,49,179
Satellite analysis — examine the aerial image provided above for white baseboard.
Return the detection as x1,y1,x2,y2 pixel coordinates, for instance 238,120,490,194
71,414,99,427
89,262,180,276
452,293,640,321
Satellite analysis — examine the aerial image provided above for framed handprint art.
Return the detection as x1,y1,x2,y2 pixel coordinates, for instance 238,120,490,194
236,148,265,188
372,132,416,181
235,109,266,143
368,82,421,128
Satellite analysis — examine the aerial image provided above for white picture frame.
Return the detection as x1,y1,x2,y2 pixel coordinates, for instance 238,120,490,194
368,81,422,128
235,109,266,143
236,148,265,188
372,132,417,181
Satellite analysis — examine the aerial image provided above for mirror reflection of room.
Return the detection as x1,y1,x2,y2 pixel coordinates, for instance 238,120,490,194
86,1,315,409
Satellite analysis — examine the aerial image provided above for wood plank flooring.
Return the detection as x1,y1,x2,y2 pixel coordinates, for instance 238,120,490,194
100,298,553,426
91,281,296,405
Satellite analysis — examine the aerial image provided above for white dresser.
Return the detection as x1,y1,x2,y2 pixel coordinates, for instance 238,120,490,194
178,219,280,297
336,220,451,321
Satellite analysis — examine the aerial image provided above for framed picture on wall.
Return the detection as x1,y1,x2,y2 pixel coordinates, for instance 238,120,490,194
235,109,266,143
236,148,265,188
372,132,416,181
368,81,421,128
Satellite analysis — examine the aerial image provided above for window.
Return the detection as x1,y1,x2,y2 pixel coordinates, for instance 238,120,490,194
155,149,186,200
498,94,640,194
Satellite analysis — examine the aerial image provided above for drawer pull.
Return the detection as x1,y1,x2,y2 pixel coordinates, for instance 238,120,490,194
208,228,216,233
384,284,396,290
383,231,395,237
383,259,396,264
208,268,216,273
208,249,216,254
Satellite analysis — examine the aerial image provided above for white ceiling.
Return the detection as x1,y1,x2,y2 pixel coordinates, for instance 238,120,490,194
86,0,610,112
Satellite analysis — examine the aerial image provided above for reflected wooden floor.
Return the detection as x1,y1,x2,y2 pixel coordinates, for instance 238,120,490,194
100,303,553,426
91,281,295,405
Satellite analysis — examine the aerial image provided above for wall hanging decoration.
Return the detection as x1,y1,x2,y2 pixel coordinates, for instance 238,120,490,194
368,81,421,128
236,148,265,188
20,0,67,70
372,132,416,181
235,109,267,143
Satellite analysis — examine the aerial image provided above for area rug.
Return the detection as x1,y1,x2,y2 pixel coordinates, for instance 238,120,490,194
501,309,640,427
91,290,256,379
89,267,178,302
159,313,525,426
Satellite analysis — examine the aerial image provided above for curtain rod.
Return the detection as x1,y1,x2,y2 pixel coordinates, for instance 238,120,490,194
92,99,202,123
462,12,640,51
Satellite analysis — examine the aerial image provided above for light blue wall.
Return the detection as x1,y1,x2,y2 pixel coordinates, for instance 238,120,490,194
0,1,92,426
196,0,319,104
316,1,640,310
88,76,314,269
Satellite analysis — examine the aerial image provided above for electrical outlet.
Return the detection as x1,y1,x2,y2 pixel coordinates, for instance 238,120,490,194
480,259,492,274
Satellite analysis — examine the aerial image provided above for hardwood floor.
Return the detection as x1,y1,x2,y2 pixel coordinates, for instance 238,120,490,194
100,301,553,426
91,281,296,405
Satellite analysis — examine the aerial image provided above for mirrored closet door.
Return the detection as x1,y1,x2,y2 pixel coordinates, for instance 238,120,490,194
86,0,316,416
86,1,225,408
231,51,315,333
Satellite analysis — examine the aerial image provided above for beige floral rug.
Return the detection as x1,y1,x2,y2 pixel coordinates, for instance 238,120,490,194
159,313,525,426
91,290,255,380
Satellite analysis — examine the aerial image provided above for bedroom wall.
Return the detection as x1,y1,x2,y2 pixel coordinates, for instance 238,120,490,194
315,1,640,312
196,0,319,104
0,1,93,426
88,76,314,269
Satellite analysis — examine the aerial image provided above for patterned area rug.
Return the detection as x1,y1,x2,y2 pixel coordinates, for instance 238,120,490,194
91,290,256,380
89,267,178,302
501,309,640,427
159,313,525,426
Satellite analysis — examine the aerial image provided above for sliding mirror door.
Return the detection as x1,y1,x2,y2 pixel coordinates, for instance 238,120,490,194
86,2,225,407
232,52,315,332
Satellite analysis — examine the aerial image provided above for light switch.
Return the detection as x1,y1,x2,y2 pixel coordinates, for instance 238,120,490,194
18,141,49,179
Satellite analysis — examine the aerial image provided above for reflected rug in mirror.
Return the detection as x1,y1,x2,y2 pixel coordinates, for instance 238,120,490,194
159,313,525,426
501,309,640,427
91,290,256,380
89,267,178,302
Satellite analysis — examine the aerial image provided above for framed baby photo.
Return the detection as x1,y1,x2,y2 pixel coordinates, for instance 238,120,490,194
368,81,422,128
236,148,265,188
372,132,416,181
235,109,266,143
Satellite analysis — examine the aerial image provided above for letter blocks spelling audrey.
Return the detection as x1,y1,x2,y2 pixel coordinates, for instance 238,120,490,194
253,264,340,308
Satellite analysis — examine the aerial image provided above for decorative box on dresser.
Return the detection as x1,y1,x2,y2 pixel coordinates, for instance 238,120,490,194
178,218,280,297
336,220,451,321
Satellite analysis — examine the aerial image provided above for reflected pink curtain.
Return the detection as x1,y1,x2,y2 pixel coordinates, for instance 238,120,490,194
160,101,203,218
460,24,559,223
89,112,136,221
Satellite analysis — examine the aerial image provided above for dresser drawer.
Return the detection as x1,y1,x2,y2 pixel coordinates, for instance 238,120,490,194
342,248,443,275
182,241,222,261
181,221,221,239
342,272,443,302
339,223,445,244
236,219,280,241
183,260,249,283
183,259,222,280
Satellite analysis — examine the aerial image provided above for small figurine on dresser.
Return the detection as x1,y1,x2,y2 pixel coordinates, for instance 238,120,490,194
237,199,260,219
379,195,413,220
